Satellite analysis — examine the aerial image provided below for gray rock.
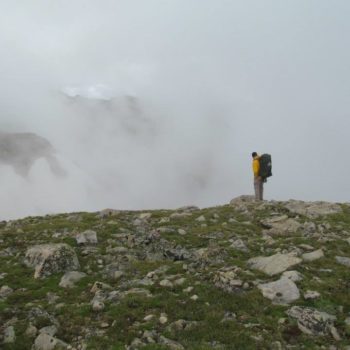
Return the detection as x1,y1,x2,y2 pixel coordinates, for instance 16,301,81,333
158,335,184,350
3,326,15,344
213,266,243,293
24,244,80,279
286,306,336,336
247,253,302,276
335,256,350,267
282,270,303,282
304,290,321,300
230,239,249,252
0,285,13,299
261,215,302,236
284,200,342,218
302,249,324,262
33,333,68,350
39,325,58,336
75,230,98,245
258,277,300,305
59,271,86,288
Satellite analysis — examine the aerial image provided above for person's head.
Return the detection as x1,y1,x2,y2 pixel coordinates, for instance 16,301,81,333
252,152,257,158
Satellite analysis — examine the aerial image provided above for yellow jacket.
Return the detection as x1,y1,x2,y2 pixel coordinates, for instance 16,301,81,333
252,156,260,177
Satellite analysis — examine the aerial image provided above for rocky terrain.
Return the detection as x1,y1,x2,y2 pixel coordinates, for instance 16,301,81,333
0,196,349,349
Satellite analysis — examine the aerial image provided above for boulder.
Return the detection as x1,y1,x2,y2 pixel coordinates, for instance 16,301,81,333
33,333,68,350
302,249,324,262
284,200,342,218
59,271,86,288
258,277,300,305
335,256,350,267
286,306,336,337
247,253,302,276
261,216,302,236
24,244,80,279
75,230,98,245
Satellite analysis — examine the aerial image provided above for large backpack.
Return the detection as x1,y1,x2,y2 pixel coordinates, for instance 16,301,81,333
259,154,272,180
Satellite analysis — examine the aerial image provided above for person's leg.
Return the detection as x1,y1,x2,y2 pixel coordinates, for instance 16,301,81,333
254,178,259,200
260,179,264,200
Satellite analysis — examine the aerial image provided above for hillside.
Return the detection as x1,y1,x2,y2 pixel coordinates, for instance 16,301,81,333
0,196,349,349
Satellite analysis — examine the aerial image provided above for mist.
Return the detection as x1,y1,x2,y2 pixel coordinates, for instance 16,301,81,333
1,0,349,220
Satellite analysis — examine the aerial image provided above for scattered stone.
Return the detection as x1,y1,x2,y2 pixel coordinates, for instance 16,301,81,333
25,324,38,338
213,266,243,293
139,213,152,220
304,290,321,300
75,230,98,245
258,277,300,305
286,306,337,336
335,256,350,267
302,249,324,262
261,215,302,235
230,239,249,252
178,229,187,235
282,270,303,282
144,314,155,322
39,325,58,336
24,244,80,279
33,333,68,350
59,271,86,288
159,313,168,324
3,326,16,344
158,335,184,350
284,200,342,218
0,285,13,299
92,300,105,312
160,279,173,288
247,252,302,276
190,295,199,301
183,286,194,293
195,215,206,222
90,281,113,294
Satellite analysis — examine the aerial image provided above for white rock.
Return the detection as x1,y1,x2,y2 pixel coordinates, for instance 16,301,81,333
92,300,105,312
258,277,300,305
0,285,13,298
3,326,16,344
302,249,324,262
178,229,187,236
59,271,86,288
159,313,168,324
76,230,98,245
190,295,199,301
144,314,155,321
195,215,206,222
33,333,68,350
304,290,321,300
335,256,350,267
247,253,302,276
282,270,303,282
160,279,173,288
139,213,152,220
24,244,80,279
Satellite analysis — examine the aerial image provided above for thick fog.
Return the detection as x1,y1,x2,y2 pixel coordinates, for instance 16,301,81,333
1,0,349,220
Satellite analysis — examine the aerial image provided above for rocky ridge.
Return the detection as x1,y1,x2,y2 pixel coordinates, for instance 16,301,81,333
0,196,349,349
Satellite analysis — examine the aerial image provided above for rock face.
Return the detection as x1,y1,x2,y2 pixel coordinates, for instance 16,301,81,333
258,277,300,305
24,244,80,279
286,306,336,337
247,253,302,276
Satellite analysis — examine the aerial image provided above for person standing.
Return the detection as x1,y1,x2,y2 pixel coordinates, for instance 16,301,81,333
252,152,263,200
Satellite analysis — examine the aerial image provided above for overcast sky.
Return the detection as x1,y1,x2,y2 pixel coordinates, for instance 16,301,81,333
0,0,349,220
